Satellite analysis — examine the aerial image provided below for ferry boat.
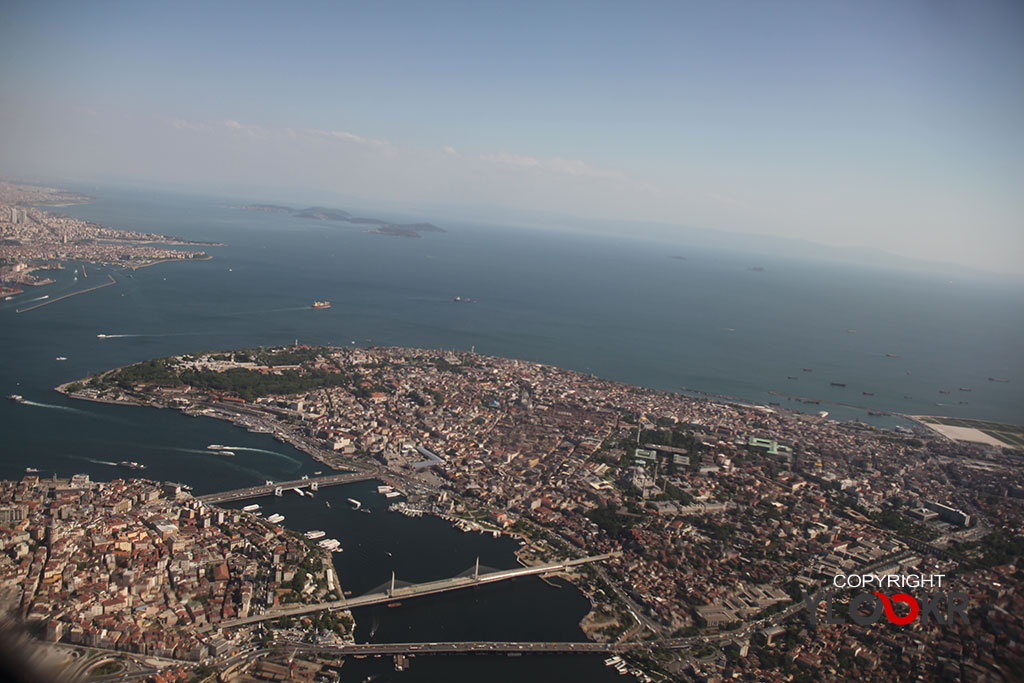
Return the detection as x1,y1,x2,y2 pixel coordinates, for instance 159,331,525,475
118,461,146,470
304,530,326,540
207,444,227,450
384,491,402,499
267,513,285,524
317,538,341,551
7,394,24,402
347,498,362,509
312,301,331,309
55,356,68,361
989,377,1010,383
242,504,261,512
96,334,108,338
217,451,235,457
24,467,39,473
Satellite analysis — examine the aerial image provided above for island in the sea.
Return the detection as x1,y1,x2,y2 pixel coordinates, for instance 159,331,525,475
227,203,446,238
44,344,1024,681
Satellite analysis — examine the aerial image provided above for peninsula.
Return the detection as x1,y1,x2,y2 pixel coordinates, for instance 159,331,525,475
0,181,217,288
49,345,1024,681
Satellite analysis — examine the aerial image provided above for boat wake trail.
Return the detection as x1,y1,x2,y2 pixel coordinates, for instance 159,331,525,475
22,295,50,303
223,446,302,466
232,306,312,315
97,332,202,339
21,400,103,418
70,456,118,467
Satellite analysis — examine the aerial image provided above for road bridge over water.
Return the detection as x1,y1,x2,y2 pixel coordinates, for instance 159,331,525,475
197,471,376,504
221,553,620,629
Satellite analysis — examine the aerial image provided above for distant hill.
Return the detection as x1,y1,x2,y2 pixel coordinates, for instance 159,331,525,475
294,206,351,221
231,203,445,238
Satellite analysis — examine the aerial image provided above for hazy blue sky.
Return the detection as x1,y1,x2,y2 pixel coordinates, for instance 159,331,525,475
1,1,1022,272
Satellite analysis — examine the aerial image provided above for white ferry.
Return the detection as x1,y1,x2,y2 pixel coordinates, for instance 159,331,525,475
317,538,342,551
266,513,285,524
304,530,326,540
207,444,227,450
242,504,260,512
217,451,235,457
377,485,394,494
384,491,402,499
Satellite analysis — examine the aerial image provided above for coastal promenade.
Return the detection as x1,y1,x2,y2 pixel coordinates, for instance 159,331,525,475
197,472,376,504
220,552,620,628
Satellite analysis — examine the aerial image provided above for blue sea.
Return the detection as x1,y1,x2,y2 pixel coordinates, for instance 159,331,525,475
1,185,1022,680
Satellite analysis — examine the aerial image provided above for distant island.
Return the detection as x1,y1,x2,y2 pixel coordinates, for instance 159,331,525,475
228,203,446,239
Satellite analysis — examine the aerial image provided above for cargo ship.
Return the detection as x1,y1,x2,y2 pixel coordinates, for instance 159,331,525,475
312,301,331,309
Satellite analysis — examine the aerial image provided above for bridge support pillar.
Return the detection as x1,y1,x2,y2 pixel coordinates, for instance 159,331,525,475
274,487,282,497
310,482,319,491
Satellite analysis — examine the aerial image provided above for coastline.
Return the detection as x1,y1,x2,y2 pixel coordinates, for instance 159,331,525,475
53,369,626,645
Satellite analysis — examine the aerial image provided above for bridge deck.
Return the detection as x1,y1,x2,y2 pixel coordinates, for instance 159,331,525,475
198,472,376,504
221,553,619,628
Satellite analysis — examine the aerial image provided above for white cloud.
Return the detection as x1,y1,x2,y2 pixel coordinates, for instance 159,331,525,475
443,145,459,156
303,128,393,150
480,152,624,179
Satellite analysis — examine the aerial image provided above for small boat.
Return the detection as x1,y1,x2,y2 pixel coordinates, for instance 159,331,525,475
959,387,971,392
347,498,361,509
207,444,227,450
939,390,950,395
787,376,798,380
217,451,235,457
802,368,813,372
242,504,260,512
862,391,874,396
830,382,846,387
55,356,68,361
325,501,331,508
305,530,326,540
886,353,900,358
7,394,24,402
989,377,1010,383
267,513,285,524
312,301,331,309
24,467,39,473
118,461,146,470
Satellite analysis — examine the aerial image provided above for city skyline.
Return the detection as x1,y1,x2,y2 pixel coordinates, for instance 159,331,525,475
1,1,1022,273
